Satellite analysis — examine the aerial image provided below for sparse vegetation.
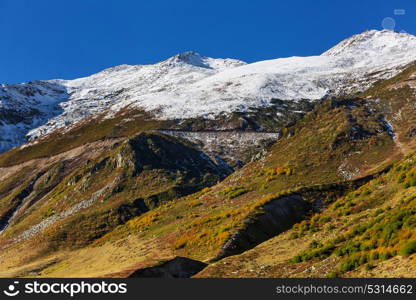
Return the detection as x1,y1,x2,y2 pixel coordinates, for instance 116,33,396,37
219,186,251,199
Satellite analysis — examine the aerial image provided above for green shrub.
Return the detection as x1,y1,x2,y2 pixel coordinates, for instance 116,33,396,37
310,240,323,249
372,208,384,217
219,186,251,199
43,208,55,218
319,216,332,224
369,251,379,261
290,232,299,239
326,271,339,278
291,255,302,263
404,181,411,189
365,264,375,271
339,255,360,272
361,190,371,196
379,250,393,260
399,241,416,257
326,224,336,231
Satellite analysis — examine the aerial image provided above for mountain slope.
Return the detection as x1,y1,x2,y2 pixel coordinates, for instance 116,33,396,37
0,132,228,256
0,52,246,153
1,31,416,278
198,151,416,278
197,63,416,278
1,61,415,277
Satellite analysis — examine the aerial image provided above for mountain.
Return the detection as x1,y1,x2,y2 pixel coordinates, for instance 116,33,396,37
1,30,416,155
0,52,245,153
1,30,416,278
135,30,416,119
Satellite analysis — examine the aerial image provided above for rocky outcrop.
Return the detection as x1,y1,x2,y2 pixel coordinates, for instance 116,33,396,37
159,130,280,168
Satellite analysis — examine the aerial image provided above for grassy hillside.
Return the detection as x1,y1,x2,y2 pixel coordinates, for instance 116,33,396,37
0,132,227,269
0,94,401,277
0,63,415,277
198,151,416,278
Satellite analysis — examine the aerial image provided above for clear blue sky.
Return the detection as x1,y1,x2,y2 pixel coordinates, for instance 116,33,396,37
1,0,415,83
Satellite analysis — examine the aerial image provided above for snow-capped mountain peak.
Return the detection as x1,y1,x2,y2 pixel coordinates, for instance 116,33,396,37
174,51,209,65
322,30,416,70
162,50,247,70
120,30,416,120
0,52,246,152
165,51,214,69
323,30,415,57
1,30,416,153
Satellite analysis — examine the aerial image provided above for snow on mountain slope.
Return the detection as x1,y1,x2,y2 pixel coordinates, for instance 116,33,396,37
124,30,416,119
0,52,245,152
27,52,245,139
1,30,416,153
0,81,67,152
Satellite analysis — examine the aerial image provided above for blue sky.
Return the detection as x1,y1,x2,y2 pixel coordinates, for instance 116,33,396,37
1,0,415,83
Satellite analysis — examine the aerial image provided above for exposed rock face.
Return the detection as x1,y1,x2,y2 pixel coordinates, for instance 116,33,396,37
159,130,280,168
128,257,207,278
126,133,230,176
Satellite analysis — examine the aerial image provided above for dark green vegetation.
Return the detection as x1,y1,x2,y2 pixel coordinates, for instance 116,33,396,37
287,153,416,276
